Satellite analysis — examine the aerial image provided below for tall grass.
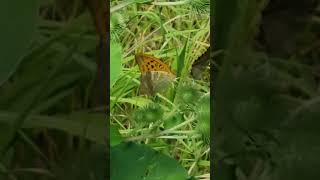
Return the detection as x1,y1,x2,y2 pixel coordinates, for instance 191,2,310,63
110,0,210,178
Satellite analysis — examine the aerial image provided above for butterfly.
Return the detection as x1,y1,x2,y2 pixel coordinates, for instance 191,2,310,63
135,53,176,96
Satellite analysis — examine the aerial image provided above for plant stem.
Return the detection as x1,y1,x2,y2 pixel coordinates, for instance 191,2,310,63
125,116,196,141
152,0,189,6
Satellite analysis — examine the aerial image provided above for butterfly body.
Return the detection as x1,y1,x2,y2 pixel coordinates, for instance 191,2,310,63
135,54,175,96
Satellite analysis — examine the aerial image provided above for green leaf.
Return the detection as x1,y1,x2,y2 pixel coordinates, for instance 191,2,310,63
110,124,123,147
111,142,189,180
176,41,187,78
110,96,153,107
163,112,183,129
0,0,39,86
0,111,106,144
135,0,152,4
110,42,123,87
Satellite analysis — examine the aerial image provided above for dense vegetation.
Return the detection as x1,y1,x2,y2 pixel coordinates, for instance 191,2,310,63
1,0,320,179
110,0,210,179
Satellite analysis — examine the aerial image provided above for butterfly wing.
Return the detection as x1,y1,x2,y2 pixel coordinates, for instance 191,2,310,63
135,53,176,96
151,71,175,93
140,71,176,96
140,72,154,96
135,54,175,74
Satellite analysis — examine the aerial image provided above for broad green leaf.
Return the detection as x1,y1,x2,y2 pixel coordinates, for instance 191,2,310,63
111,142,189,180
110,96,153,107
176,41,187,78
110,124,123,147
110,42,122,87
0,111,106,144
0,0,39,86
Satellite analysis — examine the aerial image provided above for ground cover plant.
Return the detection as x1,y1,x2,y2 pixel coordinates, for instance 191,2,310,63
110,0,210,179
0,0,107,179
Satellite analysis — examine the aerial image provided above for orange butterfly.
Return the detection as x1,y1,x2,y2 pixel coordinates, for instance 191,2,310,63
135,53,175,96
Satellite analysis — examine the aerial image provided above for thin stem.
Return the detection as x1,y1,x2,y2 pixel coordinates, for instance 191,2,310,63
111,1,134,13
125,116,196,141
152,0,189,6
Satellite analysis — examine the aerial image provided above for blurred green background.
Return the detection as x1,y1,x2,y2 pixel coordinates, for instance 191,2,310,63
213,0,320,179
0,0,107,179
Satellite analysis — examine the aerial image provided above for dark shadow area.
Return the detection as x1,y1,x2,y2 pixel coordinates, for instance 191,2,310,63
212,0,320,179
0,0,107,179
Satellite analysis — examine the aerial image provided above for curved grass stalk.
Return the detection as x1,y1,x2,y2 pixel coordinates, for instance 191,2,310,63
152,0,189,6
125,13,192,57
125,115,196,141
111,1,134,13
